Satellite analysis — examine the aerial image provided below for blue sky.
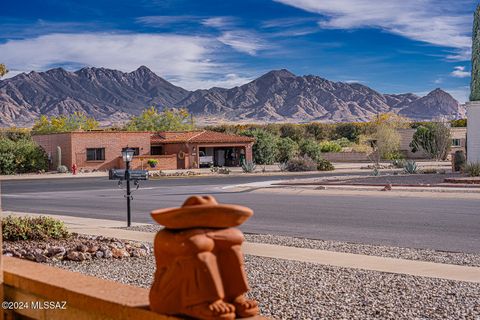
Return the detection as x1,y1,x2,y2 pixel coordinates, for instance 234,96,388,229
0,0,477,102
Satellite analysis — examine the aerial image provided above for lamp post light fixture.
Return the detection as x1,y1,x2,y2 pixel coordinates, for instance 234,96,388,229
122,147,135,227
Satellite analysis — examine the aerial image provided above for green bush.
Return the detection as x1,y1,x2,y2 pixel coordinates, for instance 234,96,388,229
147,159,159,167
0,138,48,174
2,215,69,241
299,139,322,162
317,159,335,171
241,129,278,165
465,162,480,177
286,155,317,172
319,141,342,153
333,137,352,148
276,137,299,163
333,123,359,142
384,151,405,160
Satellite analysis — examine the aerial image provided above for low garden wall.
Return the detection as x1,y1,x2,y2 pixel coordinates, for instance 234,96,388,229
3,256,178,320
321,152,371,162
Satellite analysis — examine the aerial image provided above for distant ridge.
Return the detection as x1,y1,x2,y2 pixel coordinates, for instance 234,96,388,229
0,66,465,126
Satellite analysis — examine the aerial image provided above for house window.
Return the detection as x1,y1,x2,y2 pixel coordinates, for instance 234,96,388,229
86,148,105,161
151,146,163,155
452,139,461,147
121,147,140,156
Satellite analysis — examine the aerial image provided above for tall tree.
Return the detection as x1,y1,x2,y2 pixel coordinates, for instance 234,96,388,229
32,112,99,134
125,107,195,131
0,64,8,78
471,5,480,101
370,113,409,164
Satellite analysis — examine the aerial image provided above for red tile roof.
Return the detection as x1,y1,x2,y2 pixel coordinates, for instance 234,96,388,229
151,130,255,144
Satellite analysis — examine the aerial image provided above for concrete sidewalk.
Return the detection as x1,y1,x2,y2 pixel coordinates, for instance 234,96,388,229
5,211,480,284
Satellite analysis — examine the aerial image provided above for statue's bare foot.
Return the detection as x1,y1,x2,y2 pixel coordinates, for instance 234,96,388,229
184,299,235,320
232,295,259,318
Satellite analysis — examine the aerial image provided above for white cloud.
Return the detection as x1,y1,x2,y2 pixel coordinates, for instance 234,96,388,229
450,66,470,78
201,17,237,28
217,31,267,55
135,15,200,26
176,73,254,90
274,0,472,61
0,33,257,89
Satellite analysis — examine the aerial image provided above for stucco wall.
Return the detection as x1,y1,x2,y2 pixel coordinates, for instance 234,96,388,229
32,133,72,169
467,102,480,163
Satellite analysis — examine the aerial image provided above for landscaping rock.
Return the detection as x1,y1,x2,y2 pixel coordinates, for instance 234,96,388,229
35,253,48,263
3,234,151,263
111,248,130,258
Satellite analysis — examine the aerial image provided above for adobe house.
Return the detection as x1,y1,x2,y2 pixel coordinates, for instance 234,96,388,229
32,130,254,171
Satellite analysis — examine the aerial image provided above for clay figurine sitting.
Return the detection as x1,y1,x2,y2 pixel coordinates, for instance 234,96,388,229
149,195,259,320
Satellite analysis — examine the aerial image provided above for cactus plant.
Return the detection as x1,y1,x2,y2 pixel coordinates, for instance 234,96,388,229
471,5,480,101
403,160,418,174
56,145,62,170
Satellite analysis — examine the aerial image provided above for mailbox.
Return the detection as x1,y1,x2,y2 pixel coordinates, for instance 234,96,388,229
130,170,149,181
109,169,148,181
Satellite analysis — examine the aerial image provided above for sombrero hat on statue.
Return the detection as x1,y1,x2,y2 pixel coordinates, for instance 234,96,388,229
151,195,253,229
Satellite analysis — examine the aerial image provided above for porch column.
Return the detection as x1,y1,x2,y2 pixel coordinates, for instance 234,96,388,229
245,143,253,162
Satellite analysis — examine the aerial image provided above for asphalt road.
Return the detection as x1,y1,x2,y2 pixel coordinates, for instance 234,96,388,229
2,174,479,253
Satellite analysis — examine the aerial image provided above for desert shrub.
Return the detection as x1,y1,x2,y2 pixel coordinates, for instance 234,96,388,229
403,160,419,174
384,150,405,160
2,215,69,241
451,119,467,127
392,159,406,169
241,129,278,165
276,137,299,163
241,160,256,173
333,123,359,142
0,137,48,174
465,162,480,177
319,141,342,153
279,124,305,142
286,155,317,172
304,123,332,140
453,150,466,172
299,139,322,162
317,159,335,171
333,137,352,148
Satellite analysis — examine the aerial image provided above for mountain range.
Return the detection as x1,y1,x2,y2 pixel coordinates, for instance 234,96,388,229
0,66,465,127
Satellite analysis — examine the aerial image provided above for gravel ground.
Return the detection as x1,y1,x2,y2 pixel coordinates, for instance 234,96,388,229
52,255,480,319
120,225,480,267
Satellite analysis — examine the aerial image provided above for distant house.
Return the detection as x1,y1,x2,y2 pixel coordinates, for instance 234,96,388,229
33,130,254,171
398,127,466,159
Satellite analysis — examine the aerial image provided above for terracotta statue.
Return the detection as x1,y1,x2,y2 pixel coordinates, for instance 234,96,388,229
149,195,259,320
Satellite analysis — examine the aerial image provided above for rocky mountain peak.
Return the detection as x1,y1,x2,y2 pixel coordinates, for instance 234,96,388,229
0,66,465,126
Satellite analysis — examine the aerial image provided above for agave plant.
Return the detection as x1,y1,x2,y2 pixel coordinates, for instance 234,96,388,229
403,160,418,174
241,160,257,173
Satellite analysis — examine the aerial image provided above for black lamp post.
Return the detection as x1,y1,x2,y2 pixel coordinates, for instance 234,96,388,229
122,148,135,227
